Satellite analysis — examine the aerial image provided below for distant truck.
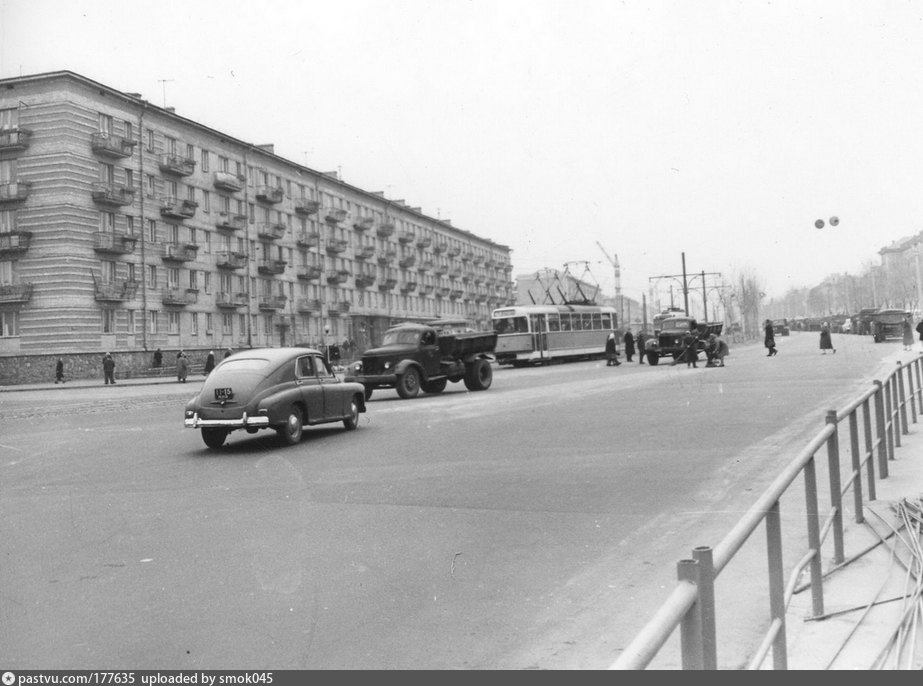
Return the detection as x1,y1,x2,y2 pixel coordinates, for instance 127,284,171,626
643,313,723,365
345,320,497,399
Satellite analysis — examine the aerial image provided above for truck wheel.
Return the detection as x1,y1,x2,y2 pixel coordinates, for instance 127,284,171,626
201,428,228,449
647,352,659,366
464,358,493,391
396,368,421,399
422,377,447,394
277,404,304,445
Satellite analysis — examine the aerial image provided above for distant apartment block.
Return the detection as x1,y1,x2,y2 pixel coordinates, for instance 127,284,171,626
0,71,514,355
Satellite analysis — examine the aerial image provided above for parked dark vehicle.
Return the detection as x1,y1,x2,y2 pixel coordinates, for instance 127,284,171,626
870,309,909,343
772,319,791,336
346,320,497,399
856,307,880,336
643,314,723,365
184,347,366,448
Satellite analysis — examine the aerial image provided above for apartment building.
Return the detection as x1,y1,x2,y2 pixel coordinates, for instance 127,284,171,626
0,71,514,358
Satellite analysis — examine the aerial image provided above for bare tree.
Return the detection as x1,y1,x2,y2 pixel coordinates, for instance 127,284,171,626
732,267,766,338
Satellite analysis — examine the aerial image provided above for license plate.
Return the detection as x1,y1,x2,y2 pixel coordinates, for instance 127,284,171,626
214,387,234,401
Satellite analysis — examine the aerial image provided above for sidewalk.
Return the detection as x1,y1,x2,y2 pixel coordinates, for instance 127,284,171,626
0,373,195,393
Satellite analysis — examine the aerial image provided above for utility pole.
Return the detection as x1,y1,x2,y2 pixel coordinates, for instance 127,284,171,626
595,242,622,328
157,78,174,108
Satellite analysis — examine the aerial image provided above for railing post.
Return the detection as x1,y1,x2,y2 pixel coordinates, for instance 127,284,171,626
886,376,898,453
862,398,877,502
905,362,917,425
765,501,788,670
874,380,890,478
678,558,704,670
803,457,825,617
692,546,717,670
897,361,909,435
915,356,923,409
848,410,864,524
825,410,845,564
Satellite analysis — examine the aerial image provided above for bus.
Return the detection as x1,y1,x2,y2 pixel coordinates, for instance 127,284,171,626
490,304,618,366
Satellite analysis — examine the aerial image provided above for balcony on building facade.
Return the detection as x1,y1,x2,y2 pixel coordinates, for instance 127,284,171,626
0,282,33,304
0,230,32,257
449,288,464,300
258,294,287,310
94,278,138,302
0,181,33,204
398,255,416,269
328,300,351,316
91,131,136,159
353,216,374,232
216,291,248,308
436,286,451,298
255,185,284,204
159,153,196,176
379,271,398,290
275,315,292,329
213,170,245,192
326,269,350,285
418,258,433,273
215,212,246,231
420,283,434,295
449,266,463,278
256,222,286,240
94,231,137,255
161,242,199,263
400,280,418,294
434,263,449,276
0,127,32,153
377,246,397,265
376,221,395,238
397,229,415,244
474,273,486,284
91,182,134,207
473,253,486,265
416,235,432,249
324,207,348,224
460,249,474,262
296,264,323,281
216,250,247,270
325,238,349,255
296,230,320,248
257,258,287,275
354,270,376,288
355,244,376,260
297,298,322,314
433,240,447,254
160,197,198,219
294,198,321,216
162,287,198,306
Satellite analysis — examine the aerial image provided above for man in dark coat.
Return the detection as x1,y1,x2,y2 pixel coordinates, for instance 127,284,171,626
102,352,116,385
636,331,648,364
203,350,216,376
623,329,635,363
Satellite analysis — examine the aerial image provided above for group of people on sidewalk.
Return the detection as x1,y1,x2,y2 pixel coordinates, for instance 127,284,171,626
49,347,237,385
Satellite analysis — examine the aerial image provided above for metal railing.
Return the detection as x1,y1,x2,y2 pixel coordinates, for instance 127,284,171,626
611,354,923,670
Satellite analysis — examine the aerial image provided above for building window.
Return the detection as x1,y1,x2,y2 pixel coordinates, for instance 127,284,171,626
146,129,155,151
223,313,233,335
189,270,198,291
206,313,213,333
125,168,134,189
149,310,158,334
98,113,112,134
126,215,135,235
168,311,180,334
168,267,180,288
102,309,116,334
124,120,133,142
201,149,209,173
191,311,199,336
146,174,156,197
186,143,194,160
0,311,19,337
100,259,117,283
127,310,137,334
203,272,210,294
148,219,157,243
99,212,116,233
202,189,210,213
148,264,157,288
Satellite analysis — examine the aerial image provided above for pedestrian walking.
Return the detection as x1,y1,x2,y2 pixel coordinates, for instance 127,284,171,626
605,331,621,366
916,319,923,350
176,350,189,382
764,319,778,357
903,316,914,351
152,348,163,368
224,347,234,359
102,352,116,385
203,350,216,376
682,328,699,368
636,330,647,364
623,329,635,363
55,357,65,384
819,321,836,354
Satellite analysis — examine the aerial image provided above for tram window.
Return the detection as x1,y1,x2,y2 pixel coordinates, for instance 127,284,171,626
547,314,560,332
592,313,602,329
560,314,571,331
602,313,612,329
581,313,591,330
494,316,529,334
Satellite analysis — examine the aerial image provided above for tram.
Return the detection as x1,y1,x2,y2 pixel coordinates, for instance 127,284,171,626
490,303,618,366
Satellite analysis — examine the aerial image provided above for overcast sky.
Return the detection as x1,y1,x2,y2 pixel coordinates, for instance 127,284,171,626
2,0,920,304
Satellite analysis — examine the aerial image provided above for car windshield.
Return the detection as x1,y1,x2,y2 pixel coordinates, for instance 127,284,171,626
382,329,423,345
219,357,271,372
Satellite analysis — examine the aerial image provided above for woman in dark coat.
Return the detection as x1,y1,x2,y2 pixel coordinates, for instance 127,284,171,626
902,317,914,351
819,321,836,354
604,332,621,366
623,329,635,362
203,350,216,375
764,320,778,357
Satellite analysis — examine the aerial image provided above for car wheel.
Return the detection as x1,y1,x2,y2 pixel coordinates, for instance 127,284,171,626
343,396,360,430
396,368,420,399
364,386,374,401
277,405,304,445
201,428,228,449
422,377,447,394
464,358,493,391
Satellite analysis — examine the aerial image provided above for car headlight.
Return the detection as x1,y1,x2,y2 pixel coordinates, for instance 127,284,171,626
352,361,363,373
383,360,392,370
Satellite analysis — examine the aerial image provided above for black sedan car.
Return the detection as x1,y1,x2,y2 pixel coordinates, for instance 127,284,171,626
184,347,367,448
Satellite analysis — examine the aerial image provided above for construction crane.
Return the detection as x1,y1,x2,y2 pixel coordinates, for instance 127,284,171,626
596,242,622,327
